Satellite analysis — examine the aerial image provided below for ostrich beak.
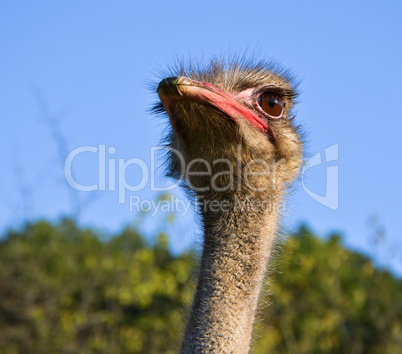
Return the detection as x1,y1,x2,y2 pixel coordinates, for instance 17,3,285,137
157,77,269,133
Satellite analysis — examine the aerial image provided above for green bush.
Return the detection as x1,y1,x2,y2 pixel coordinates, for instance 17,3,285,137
0,220,401,353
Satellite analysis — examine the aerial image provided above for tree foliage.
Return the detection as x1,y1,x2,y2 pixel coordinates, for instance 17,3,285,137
0,220,401,353
256,226,402,353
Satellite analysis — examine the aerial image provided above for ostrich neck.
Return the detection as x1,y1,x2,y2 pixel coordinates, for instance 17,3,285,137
181,191,281,353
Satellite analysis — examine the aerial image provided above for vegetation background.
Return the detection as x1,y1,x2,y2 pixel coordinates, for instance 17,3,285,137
1,215,401,353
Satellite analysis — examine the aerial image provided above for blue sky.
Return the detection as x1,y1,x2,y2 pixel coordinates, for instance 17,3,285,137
1,1,402,273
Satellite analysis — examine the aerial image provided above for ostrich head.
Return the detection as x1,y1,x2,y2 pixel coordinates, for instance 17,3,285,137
155,57,303,200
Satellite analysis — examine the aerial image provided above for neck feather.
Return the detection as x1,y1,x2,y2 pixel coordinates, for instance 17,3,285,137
181,192,281,353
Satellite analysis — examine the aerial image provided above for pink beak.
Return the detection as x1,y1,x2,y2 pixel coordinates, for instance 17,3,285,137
157,77,268,133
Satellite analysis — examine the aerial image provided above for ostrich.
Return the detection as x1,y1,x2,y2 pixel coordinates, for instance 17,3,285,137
154,56,303,353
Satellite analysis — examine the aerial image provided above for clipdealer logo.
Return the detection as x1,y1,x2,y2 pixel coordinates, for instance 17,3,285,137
64,143,339,211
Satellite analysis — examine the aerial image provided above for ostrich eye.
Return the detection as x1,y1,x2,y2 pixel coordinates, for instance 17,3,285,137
258,93,284,118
